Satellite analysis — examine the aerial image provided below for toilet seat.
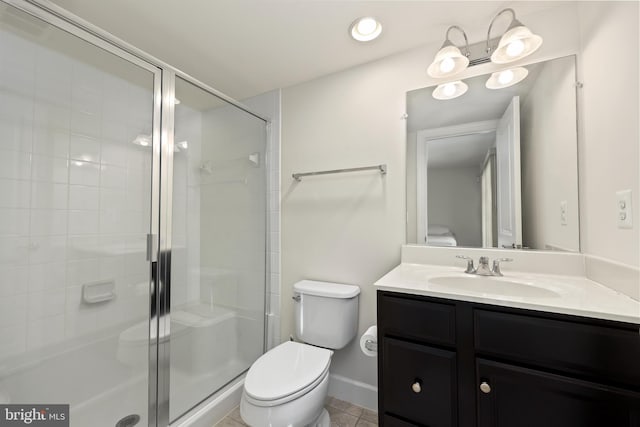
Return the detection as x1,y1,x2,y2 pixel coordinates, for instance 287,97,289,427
244,341,333,407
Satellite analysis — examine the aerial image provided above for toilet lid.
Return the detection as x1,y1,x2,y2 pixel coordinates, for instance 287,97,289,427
244,341,332,402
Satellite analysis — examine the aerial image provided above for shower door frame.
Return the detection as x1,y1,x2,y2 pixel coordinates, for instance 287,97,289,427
0,1,271,426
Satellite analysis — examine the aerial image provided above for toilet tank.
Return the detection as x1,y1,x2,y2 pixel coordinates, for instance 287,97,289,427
294,280,360,349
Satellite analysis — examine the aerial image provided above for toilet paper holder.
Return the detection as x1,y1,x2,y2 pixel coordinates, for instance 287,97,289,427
364,339,377,352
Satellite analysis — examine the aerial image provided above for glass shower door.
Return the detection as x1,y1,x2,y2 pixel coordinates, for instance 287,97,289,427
0,3,159,426
168,77,267,421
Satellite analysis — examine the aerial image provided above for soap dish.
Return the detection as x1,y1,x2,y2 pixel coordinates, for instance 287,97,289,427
82,280,116,304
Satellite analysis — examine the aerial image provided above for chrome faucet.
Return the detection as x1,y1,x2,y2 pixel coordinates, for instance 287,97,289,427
491,258,513,276
456,255,513,276
456,255,476,273
475,256,493,275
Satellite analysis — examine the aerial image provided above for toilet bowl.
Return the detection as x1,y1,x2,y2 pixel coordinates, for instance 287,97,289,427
240,341,332,427
240,280,360,427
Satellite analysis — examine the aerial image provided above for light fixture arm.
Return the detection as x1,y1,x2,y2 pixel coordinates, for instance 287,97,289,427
445,25,470,57
486,8,516,54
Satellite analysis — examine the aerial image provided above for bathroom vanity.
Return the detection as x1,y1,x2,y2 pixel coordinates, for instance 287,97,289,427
375,259,640,427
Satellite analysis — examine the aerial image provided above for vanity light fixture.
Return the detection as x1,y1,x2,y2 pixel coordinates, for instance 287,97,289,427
427,26,470,78
428,8,541,100
485,67,529,89
432,80,468,100
487,9,543,64
427,8,542,76
349,17,382,42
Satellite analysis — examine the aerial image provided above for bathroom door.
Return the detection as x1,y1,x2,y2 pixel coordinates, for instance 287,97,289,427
496,96,523,249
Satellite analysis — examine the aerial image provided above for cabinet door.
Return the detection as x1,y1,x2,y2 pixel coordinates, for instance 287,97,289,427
383,414,419,427
382,338,457,427
477,359,640,427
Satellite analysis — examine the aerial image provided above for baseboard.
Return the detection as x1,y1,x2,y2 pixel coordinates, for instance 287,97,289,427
174,376,244,427
328,374,378,411
585,255,640,301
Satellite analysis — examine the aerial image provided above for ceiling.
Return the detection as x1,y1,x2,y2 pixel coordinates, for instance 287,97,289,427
427,132,496,169
47,0,565,100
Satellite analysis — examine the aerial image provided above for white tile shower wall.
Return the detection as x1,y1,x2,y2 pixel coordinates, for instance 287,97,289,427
0,28,154,359
199,105,266,320
242,90,281,349
194,89,280,353
172,104,202,309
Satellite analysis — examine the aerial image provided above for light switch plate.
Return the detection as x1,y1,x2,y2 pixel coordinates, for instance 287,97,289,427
616,190,633,229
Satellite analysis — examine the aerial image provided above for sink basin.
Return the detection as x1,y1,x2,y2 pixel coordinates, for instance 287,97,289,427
428,276,561,298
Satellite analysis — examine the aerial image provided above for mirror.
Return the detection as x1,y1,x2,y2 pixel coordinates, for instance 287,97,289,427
406,55,579,251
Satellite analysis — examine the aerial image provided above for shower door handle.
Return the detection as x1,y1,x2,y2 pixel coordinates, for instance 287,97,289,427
147,234,158,262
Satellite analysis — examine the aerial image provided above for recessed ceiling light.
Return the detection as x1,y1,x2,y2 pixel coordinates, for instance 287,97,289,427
350,17,382,42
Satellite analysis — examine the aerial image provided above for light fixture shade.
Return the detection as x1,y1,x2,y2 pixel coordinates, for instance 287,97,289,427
491,23,543,64
432,81,468,100
427,43,469,78
486,67,529,89
132,134,152,147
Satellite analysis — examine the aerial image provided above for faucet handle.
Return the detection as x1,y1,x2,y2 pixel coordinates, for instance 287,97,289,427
492,258,513,276
456,255,476,274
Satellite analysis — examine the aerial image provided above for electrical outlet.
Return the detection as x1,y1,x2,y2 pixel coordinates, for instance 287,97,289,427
616,190,633,229
560,201,568,226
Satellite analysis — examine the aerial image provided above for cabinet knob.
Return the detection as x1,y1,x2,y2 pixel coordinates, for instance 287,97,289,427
480,381,491,394
411,380,422,393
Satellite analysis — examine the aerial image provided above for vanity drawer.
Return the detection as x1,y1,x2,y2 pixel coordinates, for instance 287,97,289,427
378,292,456,346
381,337,457,427
474,309,640,387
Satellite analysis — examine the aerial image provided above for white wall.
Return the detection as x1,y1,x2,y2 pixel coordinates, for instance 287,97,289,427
577,2,639,267
281,0,640,397
281,64,404,387
427,166,482,247
520,56,580,252
281,2,583,394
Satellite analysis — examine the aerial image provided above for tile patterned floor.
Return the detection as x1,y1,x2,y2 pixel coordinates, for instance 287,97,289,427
215,396,378,427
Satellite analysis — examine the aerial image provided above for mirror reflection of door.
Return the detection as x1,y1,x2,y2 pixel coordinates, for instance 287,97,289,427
480,149,497,247
496,96,523,249
416,121,497,248
417,101,523,250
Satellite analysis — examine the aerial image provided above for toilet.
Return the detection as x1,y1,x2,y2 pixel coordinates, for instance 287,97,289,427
240,280,360,427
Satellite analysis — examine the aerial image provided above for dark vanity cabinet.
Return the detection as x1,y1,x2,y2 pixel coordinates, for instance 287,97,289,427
377,291,640,427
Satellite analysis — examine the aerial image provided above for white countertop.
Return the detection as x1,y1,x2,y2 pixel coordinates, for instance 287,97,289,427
374,263,640,325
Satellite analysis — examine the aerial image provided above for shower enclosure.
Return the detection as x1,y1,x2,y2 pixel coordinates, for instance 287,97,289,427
0,1,268,426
